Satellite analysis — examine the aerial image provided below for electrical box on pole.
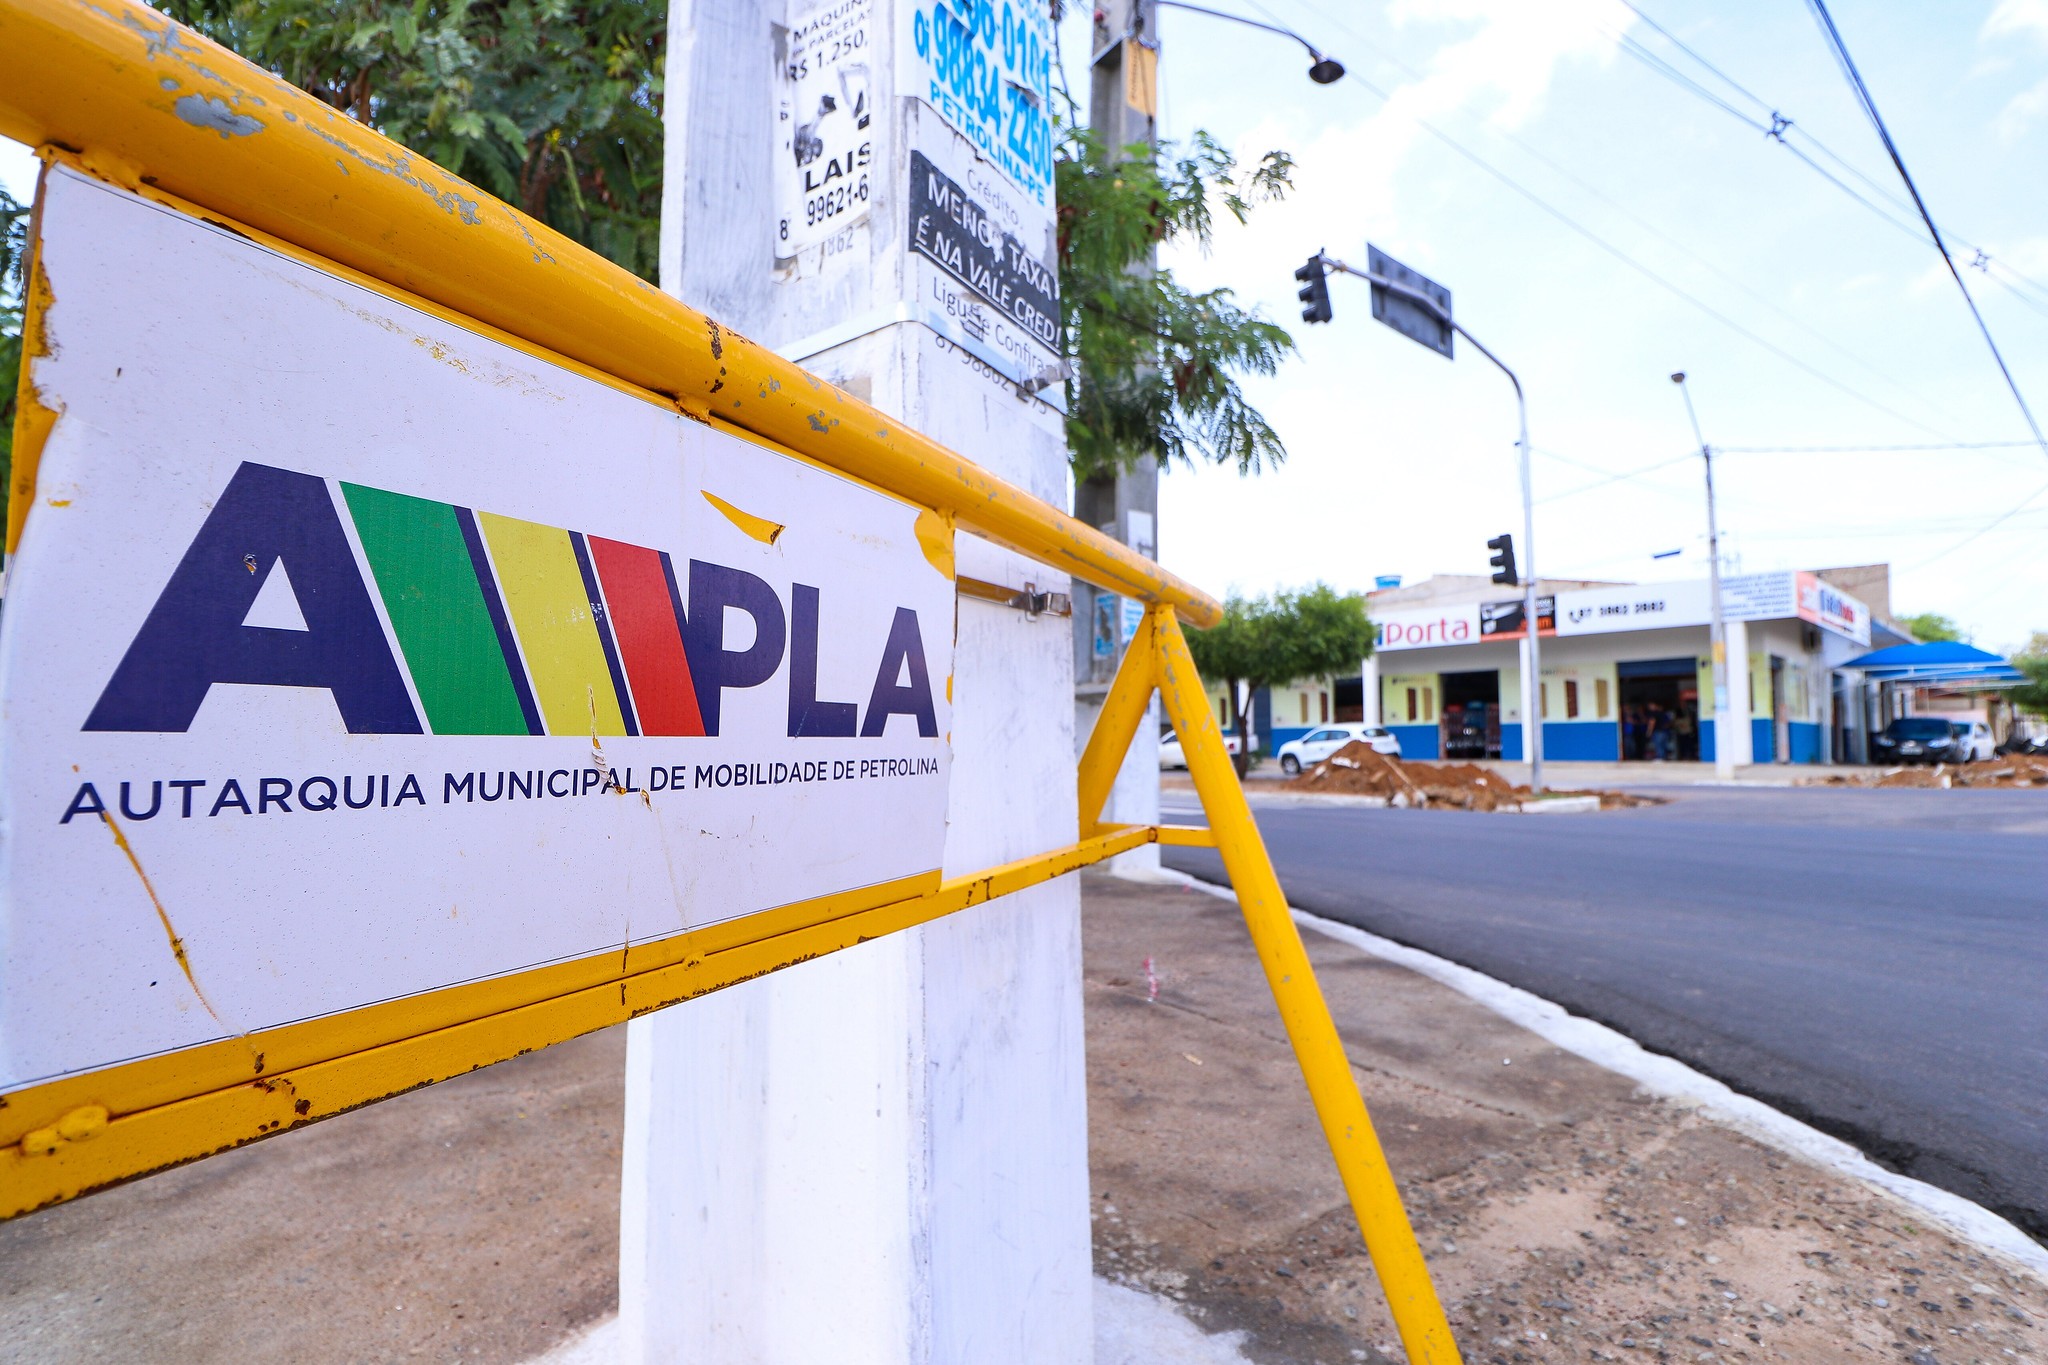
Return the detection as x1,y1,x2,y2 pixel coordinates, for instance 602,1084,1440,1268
1295,253,1333,324
1487,534,1519,586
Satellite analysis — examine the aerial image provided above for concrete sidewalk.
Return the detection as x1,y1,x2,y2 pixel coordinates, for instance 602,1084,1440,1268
0,875,2041,1362
1081,872,2046,1362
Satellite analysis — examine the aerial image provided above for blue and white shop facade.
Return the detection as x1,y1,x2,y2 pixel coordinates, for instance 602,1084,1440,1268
1357,571,1875,764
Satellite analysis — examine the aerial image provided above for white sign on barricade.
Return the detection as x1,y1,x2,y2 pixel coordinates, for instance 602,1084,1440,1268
0,168,954,1094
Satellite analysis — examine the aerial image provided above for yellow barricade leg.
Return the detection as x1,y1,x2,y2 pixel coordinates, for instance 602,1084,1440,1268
1076,607,1160,833
1152,605,1463,1365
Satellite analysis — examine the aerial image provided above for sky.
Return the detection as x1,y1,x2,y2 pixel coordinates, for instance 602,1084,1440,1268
5,2,2047,649
1056,0,2048,651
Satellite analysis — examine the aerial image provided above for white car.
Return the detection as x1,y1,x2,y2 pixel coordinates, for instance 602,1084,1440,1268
1158,729,1242,770
1950,719,1995,762
1277,724,1401,775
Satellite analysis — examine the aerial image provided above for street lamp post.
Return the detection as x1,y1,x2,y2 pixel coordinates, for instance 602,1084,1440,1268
1672,372,1734,780
1317,253,1545,792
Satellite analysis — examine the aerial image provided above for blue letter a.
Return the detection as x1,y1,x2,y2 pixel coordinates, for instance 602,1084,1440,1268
85,462,421,734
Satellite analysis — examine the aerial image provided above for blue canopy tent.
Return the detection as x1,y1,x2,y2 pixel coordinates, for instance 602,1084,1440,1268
1833,642,2027,763
1840,641,2027,689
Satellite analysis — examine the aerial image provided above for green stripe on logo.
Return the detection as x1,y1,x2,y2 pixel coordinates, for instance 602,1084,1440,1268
342,483,531,735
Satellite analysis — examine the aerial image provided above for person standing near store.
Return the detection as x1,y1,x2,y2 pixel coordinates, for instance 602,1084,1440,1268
1673,705,1696,762
1647,703,1671,762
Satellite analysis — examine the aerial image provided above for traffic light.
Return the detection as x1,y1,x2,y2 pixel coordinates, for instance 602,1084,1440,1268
1487,534,1518,586
1295,253,1333,324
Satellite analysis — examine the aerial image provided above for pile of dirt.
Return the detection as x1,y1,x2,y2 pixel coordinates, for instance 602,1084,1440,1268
1808,751,2048,790
1287,741,1649,811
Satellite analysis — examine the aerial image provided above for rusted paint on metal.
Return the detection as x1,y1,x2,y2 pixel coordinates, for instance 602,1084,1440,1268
96,812,233,1032
0,829,1154,1218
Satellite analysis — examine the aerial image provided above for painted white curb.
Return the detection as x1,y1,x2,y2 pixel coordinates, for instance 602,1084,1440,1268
1169,872,2048,1283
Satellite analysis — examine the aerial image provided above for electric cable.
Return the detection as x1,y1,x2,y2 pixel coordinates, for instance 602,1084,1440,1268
1714,440,2037,453
1533,450,1696,504
1803,0,2048,461
1248,0,1967,438
1904,479,2048,571
1607,2,2048,323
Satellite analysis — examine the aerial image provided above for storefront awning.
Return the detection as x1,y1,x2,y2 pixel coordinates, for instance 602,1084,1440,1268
1839,641,2026,687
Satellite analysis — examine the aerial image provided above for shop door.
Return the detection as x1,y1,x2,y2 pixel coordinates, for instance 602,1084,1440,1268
1617,657,1699,762
1440,670,1502,759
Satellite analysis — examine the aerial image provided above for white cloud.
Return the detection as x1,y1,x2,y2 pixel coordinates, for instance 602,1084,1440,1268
1983,0,2048,44
1164,0,1634,292
1387,0,1632,132
1982,0,2048,137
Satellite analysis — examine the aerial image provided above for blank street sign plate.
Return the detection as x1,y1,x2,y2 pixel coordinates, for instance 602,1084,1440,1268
1367,245,1453,359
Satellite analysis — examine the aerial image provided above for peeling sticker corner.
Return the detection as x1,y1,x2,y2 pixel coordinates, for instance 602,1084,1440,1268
702,490,785,545
913,508,955,580
8,219,60,559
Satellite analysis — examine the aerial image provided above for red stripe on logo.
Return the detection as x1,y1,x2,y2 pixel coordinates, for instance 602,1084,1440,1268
588,536,706,737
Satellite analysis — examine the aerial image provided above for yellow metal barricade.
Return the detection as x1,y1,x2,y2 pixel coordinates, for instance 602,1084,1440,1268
0,3,1459,1357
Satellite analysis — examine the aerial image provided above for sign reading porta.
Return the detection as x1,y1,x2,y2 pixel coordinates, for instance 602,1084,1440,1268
0,169,955,1096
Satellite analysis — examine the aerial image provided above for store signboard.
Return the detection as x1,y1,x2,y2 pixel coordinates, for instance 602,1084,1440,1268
1555,581,1709,636
1376,603,1481,651
0,170,955,1095
1380,571,1871,652
1479,596,1555,639
1796,572,1872,646
1720,571,1796,622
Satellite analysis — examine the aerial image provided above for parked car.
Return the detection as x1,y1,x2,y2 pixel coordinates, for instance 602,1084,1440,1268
1949,719,1995,762
1158,728,1241,770
1871,716,1963,765
1276,723,1402,775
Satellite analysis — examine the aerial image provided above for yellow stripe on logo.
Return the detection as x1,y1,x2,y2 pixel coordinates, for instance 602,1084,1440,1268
476,512,627,736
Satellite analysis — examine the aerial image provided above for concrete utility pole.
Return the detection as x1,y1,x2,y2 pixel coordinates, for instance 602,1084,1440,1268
1672,371,1745,775
622,3,1093,1359
1073,0,1164,873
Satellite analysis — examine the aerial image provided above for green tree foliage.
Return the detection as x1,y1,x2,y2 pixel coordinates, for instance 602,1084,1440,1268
1183,584,1373,771
2007,632,2048,716
1,185,28,497
1057,129,1296,479
159,0,666,281
1897,611,1964,643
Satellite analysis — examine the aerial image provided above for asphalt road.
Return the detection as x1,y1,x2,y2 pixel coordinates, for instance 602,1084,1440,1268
1161,784,2048,1243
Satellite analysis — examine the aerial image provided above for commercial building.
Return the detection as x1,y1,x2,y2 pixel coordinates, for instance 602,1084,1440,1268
1258,567,1903,766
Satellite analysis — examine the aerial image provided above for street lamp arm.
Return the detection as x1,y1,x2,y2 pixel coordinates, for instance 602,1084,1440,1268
1154,1,1347,81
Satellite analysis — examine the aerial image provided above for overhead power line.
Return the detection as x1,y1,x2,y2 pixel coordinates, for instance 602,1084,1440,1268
1906,480,2048,570
1610,1,2048,327
1251,0,1966,439
1802,0,2048,462
1714,440,2037,454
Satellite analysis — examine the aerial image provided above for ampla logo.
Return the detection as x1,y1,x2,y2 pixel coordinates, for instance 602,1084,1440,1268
86,462,938,740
